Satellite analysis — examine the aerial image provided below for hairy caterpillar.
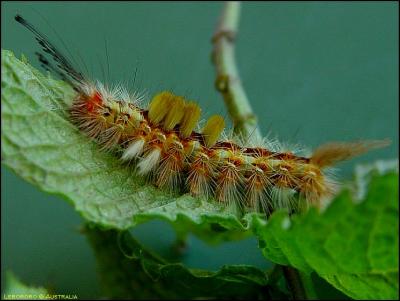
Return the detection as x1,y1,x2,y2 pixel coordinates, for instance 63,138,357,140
14,14,389,214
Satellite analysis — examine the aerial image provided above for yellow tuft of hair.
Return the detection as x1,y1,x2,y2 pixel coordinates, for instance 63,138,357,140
148,91,174,125
180,101,201,138
163,96,186,131
202,115,225,148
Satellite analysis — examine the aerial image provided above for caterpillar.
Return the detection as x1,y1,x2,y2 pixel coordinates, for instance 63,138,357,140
14,14,389,214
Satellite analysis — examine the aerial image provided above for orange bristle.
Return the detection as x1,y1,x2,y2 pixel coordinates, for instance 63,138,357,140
311,140,391,168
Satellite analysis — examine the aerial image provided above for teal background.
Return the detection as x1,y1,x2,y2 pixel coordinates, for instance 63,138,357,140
1,1,398,299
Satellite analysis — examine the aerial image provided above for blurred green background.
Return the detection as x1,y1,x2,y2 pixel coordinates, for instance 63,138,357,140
1,1,398,299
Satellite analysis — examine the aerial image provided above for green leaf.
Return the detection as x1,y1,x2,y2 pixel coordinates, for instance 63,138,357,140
84,225,288,299
1,49,254,243
3,271,48,298
253,165,399,299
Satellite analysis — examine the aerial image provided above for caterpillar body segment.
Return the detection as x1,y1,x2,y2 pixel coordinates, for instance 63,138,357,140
68,85,386,212
15,14,390,214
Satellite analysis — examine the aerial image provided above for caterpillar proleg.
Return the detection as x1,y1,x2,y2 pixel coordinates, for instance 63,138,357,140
14,14,390,215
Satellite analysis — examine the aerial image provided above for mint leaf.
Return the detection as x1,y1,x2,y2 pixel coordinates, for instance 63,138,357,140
253,166,399,299
1,50,255,242
85,225,287,299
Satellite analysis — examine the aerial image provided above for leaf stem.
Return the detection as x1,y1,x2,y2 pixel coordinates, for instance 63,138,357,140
299,271,318,299
211,1,262,143
282,266,307,300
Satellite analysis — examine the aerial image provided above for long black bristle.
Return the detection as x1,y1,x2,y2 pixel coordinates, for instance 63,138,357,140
15,14,84,91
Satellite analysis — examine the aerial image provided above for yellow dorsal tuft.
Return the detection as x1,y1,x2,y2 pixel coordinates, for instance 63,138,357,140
163,95,186,131
202,115,225,147
148,91,174,125
180,101,201,138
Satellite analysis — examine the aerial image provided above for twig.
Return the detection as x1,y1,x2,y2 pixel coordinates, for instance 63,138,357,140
212,2,309,300
211,1,262,143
